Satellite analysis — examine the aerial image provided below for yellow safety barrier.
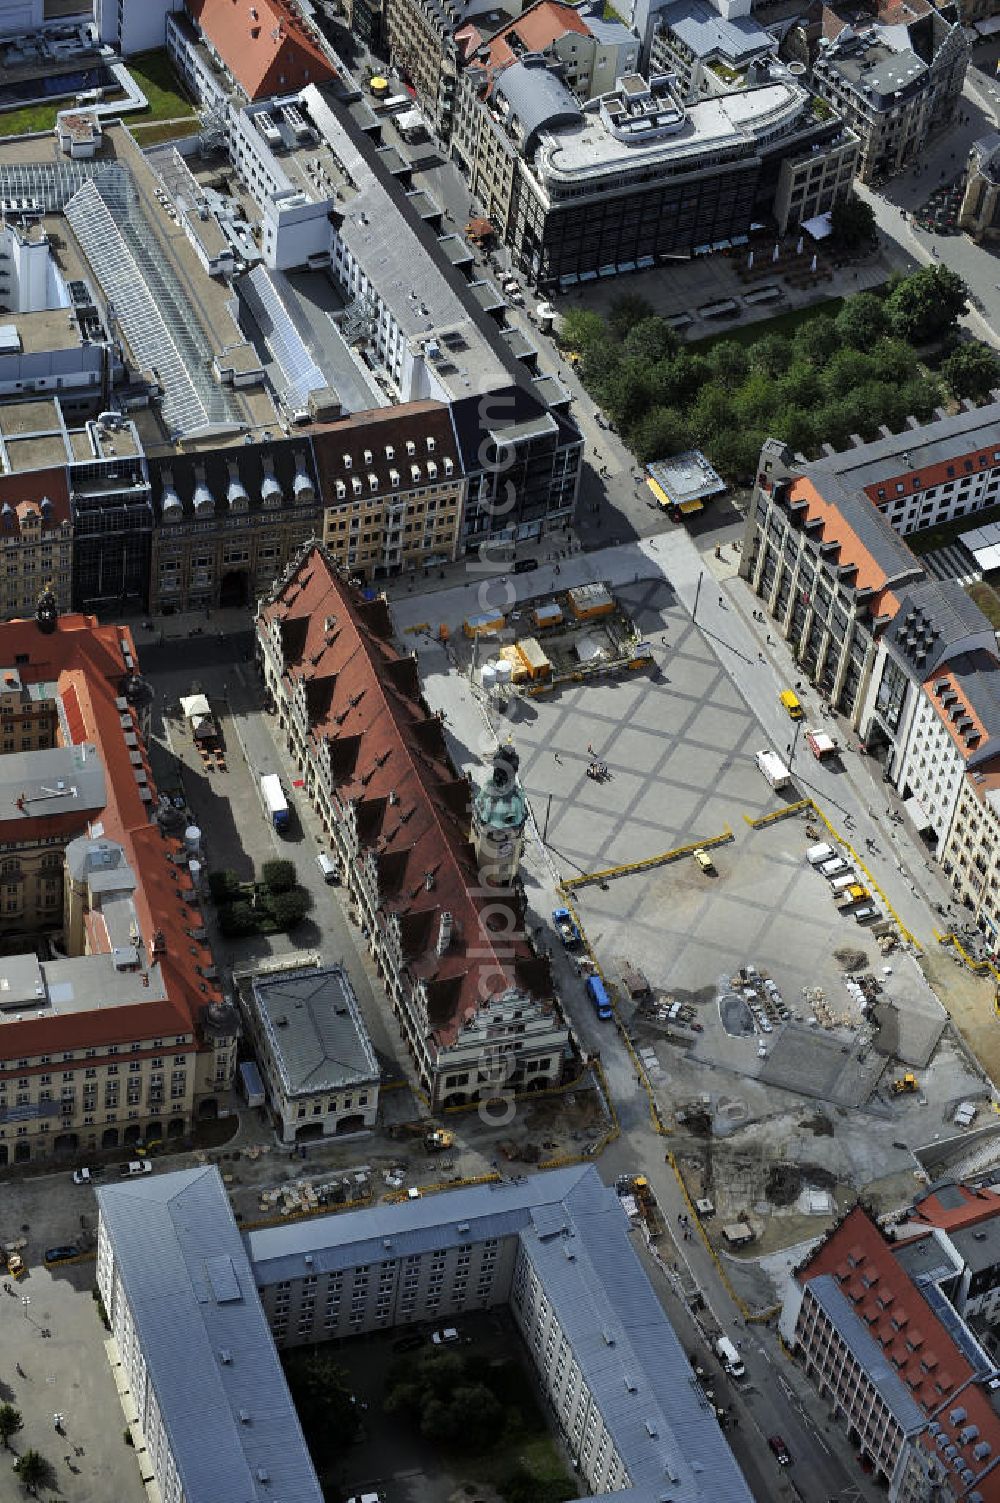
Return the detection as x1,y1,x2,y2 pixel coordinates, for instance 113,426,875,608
742,798,811,829
938,929,1000,981
383,1171,502,1203
403,622,430,634
563,827,733,892
665,1150,753,1318
804,800,918,949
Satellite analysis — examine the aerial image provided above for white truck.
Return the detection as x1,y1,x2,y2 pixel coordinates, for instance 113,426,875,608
755,749,792,791
805,727,839,761
715,1335,746,1379
260,773,290,833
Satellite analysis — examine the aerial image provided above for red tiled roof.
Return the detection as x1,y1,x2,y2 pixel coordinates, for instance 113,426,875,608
785,476,902,620
470,0,592,90
801,1206,1000,1500
0,466,71,535
260,547,552,1050
910,1183,1000,1232
0,613,220,1063
186,0,334,101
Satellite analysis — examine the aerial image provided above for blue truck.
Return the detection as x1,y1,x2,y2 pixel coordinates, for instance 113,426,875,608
586,974,613,1021
552,907,581,948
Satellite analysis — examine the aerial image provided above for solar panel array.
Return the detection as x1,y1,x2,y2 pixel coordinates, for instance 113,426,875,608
241,264,325,412
65,165,238,439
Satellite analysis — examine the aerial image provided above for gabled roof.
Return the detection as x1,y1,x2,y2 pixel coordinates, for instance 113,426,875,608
0,466,71,535
0,613,221,1057
259,547,551,1049
186,0,335,100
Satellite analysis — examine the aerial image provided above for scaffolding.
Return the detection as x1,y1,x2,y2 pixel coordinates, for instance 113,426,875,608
65,165,238,440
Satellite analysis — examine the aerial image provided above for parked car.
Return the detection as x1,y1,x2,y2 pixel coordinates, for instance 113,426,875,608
44,1245,81,1264
71,1167,101,1185
854,905,879,923
768,1435,791,1466
118,1160,152,1177
431,1327,460,1345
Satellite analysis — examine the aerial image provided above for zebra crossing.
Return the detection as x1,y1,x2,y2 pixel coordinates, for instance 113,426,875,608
919,541,982,587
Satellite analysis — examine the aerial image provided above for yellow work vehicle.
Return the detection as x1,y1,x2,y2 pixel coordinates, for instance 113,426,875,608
891,1074,917,1095
779,690,804,721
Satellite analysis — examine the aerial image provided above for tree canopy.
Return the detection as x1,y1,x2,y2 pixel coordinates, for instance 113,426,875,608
942,341,1000,403
886,265,968,345
830,193,877,252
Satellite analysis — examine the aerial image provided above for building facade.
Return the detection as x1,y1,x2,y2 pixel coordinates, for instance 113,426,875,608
458,60,854,288
783,1203,1000,1503
257,544,570,1108
0,469,73,621
245,965,379,1143
959,132,1000,244
147,439,321,613
0,613,236,1166
97,1168,323,1503
811,0,968,183
312,403,466,580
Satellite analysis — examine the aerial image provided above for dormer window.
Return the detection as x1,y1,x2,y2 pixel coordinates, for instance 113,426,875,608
385,445,395,460
427,436,436,453
363,449,373,464
335,480,346,499
444,457,454,476
406,440,416,456
427,460,437,479
352,477,362,495
389,469,400,488
343,454,352,470
369,473,378,492
411,465,421,482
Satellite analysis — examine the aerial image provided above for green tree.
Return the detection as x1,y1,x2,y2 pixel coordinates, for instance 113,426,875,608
821,347,876,400
267,888,313,930
622,316,678,365
733,371,783,429
778,360,823,410
593,361,653,431
630,406,691,463
260,858,296,894
217,901,258,936
647,351,707,409
942,341,1000,402
830,193,877,252
557,308,604,354
869,337,917,387
421,1383,502,1451
13,1449,50,1497
792,314,841,367
886,265,968,344
289,1351,359,1441
579,340,621,389
207,869,241,905
607,293,654,340
705,339,750,386
708,425,767,483
898,377,942,422
834,292,889,350
0,1405,23,1450
748,333,792,379
771,406,817,456
688,382,733,443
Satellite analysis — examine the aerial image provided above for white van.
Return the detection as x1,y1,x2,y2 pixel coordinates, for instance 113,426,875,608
316,852,340,884
715,1335,745,1379
830,874,856,894
806,842,835,866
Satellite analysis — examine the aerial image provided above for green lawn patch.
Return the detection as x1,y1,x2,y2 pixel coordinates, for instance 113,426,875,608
126,49,197,122
967,580,1000,630
129,118,202,146
688,296,846,352
908,500,1000,556
0,102,59,138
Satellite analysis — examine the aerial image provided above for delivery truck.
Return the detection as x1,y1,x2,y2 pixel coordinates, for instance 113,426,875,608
585,974,613,1021
755,749,792,791
805,727,838,760
715,1335,746,1379
260,773,290,833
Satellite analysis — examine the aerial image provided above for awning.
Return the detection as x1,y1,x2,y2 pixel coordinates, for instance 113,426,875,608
679,498,704,515
904,795,933,833
801,212,833,241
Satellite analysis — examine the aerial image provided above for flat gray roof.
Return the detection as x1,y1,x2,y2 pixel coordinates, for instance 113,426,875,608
809,399,1000,494
247,1165,755,1503
251,964,378,1097
0,742,106,820
97,1168,323,1503
950,1218,1000,1275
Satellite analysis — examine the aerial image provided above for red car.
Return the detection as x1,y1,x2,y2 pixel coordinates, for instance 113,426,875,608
768,1435,791,1466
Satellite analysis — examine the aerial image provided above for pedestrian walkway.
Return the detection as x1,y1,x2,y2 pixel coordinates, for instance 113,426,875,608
920,540,982,587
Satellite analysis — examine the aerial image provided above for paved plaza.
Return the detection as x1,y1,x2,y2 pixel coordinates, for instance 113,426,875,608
0,1261,147,1503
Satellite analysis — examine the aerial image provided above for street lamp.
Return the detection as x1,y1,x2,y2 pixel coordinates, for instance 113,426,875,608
21,1295,29,1319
